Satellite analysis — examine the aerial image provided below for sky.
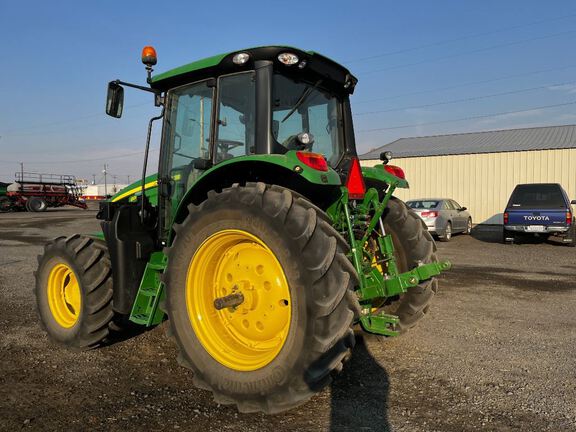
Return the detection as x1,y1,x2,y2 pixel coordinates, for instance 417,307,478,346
1,0,576,183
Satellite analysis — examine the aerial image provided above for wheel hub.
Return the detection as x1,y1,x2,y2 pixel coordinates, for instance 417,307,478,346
47,263,81,328
186,230,291,371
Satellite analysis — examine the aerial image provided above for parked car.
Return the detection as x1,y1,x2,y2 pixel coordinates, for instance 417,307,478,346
406,198,472,242
503,183,576,246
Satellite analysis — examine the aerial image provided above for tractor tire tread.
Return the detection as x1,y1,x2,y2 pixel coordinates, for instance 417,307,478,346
163,182,360,414
34,235,114,350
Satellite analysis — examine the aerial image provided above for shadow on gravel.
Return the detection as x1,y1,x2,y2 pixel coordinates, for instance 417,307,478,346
101,319,154,347
329,334,391,432
470,225,502,243
471,224,570,247
448,264,575,292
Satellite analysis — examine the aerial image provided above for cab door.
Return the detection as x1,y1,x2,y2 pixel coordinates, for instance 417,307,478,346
159,79,215,235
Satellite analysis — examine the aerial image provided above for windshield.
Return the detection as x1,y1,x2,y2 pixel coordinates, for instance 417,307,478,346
507,184,566,209
272,74,344,167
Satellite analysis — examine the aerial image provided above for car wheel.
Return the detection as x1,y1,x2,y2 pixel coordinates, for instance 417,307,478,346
464,218,472,235
439,222,452,242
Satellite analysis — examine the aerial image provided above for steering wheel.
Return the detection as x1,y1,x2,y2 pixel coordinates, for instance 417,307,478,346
217,139,244,152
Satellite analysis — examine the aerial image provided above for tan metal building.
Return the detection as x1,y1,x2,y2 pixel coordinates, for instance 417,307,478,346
360,125,576,224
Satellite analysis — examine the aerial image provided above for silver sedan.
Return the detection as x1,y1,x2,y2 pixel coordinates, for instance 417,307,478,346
406,198,472,242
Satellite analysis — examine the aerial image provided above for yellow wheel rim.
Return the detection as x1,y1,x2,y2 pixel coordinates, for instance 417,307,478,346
186,229,291,371
47,263,81,328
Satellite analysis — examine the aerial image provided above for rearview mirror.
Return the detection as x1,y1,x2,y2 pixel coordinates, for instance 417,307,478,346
106,82,124,118
460,206,467,211
571,200,576,205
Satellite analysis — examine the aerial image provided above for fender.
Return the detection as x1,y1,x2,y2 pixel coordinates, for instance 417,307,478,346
170,151,342,240
362,164,409,189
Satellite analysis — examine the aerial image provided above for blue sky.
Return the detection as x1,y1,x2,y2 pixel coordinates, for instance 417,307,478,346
1,0,576,183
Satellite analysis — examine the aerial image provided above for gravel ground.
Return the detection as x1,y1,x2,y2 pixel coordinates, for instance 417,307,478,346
0,207,575,431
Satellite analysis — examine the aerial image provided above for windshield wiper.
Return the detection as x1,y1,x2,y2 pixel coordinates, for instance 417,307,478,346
281,80,323,123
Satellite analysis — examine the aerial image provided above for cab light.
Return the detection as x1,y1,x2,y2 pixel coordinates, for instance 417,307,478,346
346,158,366,200
278,52,299,65
233,52,250,65
383,164,405,180
296,151,328,172
141,46,157,66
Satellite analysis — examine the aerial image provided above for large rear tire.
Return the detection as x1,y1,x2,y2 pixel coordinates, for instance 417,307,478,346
379,198,439,334
35,235,114,349
163,182,360,414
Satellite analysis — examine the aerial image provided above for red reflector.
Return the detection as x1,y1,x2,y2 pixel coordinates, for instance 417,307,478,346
346,158,366,200
421,211,438,218
383,164,406,179
296,151,328,171
503,212,509,224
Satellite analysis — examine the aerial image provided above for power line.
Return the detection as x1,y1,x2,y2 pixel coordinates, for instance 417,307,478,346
0,148,159,165
344,13,576,64
354,80,576,116
356,29,576,76
357,101,576,133
0,102,151,136
352,64,576,105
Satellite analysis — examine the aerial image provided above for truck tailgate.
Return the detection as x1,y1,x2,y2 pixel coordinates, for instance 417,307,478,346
507,209,567,226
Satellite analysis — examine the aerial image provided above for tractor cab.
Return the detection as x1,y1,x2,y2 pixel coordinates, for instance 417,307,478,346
106,46,360,241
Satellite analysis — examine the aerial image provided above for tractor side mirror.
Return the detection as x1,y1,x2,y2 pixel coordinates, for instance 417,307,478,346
106,82,124,118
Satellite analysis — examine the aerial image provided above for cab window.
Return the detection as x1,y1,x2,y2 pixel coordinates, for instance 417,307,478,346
215,72,256,163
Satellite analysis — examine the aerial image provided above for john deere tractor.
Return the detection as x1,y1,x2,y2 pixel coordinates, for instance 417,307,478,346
35,46,450,413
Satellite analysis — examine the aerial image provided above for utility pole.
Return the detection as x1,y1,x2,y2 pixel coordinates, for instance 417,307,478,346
113,175,117,193
20,162,24,182
103,164,108,198
92,174,96,185
127,175,131,184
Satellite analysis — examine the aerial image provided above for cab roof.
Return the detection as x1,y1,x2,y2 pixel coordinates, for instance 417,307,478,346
149,46,357,94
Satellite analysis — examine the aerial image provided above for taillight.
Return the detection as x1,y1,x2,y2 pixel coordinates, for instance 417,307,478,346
503,212,509,224
567,211,573,225
346,158,366,200
383,164,406,179
296,151,328,171
421,211,438,218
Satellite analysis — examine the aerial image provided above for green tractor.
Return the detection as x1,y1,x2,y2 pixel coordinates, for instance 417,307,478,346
35,46,450,413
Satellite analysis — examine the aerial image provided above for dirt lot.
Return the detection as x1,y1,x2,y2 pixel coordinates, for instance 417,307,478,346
0,207,575,431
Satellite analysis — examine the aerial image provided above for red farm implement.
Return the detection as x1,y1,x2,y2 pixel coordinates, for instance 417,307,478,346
0,172,87,212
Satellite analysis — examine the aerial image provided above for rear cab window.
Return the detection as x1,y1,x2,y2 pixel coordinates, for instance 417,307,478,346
407,200,439,209
507,184,567,209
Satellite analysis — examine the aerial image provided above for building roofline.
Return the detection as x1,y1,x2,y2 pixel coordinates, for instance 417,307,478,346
360,123,576,159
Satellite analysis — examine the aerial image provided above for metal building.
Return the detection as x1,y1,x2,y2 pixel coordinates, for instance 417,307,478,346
360,125,576,224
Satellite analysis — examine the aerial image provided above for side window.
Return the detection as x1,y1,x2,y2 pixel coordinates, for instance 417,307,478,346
451,200,461,209
443,201,454,210
215,72,256,163
163,80,213,208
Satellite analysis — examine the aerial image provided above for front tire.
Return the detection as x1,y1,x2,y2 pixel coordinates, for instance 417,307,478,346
164,183,359,413
465,218,472,234
35,235,114,349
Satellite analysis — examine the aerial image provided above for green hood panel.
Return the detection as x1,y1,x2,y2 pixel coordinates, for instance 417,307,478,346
110,173,159,205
